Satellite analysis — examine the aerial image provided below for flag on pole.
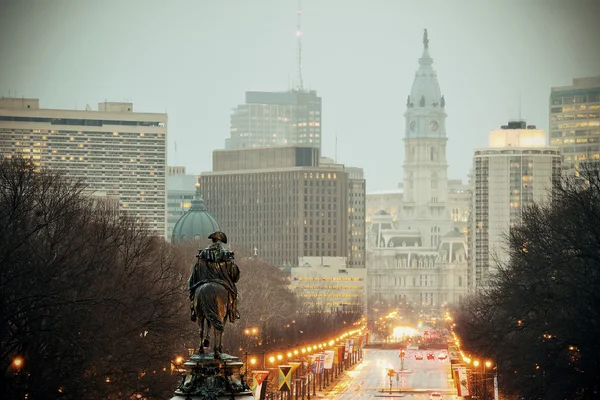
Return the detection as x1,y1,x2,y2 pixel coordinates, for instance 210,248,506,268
323,350,335,370
312,353,325,374
250,370,270,400
289,361,301,374
278,365,292,392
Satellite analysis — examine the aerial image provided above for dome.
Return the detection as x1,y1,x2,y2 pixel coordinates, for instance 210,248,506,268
409,29,443,109
171,182,220,243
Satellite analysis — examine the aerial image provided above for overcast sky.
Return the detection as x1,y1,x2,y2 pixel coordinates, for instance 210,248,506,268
1,0,599,191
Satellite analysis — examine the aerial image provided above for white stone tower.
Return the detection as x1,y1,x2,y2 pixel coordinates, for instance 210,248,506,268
402,29,453,247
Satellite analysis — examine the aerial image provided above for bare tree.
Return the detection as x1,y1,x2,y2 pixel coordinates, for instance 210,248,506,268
455,166,600,400
0,158,187,399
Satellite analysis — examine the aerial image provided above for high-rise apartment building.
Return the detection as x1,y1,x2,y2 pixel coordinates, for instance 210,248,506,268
549,76,600,171
471,120,561,288
0,98,168,237
226,90,322,151
200,146,364,268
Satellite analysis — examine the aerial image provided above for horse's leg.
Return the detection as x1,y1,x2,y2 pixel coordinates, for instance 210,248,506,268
213,326,221,359
198,315,204,354
217,328,223,353
204,320,210,349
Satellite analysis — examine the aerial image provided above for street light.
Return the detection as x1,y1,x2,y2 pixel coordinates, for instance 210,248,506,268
12,357,23,369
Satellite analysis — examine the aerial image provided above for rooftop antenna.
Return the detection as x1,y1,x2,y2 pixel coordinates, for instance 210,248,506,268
295,0,304,91
519,92,522,120
335,132,338,162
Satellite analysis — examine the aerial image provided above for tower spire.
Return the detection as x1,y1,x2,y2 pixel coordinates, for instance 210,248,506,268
423,28,429,50
295,0,304,91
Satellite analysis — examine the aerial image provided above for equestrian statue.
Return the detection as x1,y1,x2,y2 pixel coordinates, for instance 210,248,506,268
188,231,240,359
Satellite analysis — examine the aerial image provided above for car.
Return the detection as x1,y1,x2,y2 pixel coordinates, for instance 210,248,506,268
437,352,448,360
429,392,443,400
414,352,423,360
426,352,435,360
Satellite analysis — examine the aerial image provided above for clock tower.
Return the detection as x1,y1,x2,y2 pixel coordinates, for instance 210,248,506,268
402,29,452,246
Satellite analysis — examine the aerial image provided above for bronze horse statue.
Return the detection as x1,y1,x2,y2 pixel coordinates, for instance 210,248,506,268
191,252,240,359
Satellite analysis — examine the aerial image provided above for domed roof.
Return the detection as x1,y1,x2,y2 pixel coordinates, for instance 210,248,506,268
171,182,220,243
409,29,443,109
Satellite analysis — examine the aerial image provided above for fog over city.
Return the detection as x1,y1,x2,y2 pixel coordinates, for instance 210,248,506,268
1,0,599,190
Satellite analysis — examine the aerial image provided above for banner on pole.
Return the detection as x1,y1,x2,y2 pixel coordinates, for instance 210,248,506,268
278,365,292,392
250,370,270,400
289,361,301,374
456,366,470,396
336,345,345,364
323,350,335,369
312,353,325,374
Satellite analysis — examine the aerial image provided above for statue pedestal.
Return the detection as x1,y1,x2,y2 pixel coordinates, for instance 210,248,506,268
171,353,253,399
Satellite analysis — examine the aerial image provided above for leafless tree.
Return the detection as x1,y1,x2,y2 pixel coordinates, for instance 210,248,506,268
455,166,600,400
0,158,187,399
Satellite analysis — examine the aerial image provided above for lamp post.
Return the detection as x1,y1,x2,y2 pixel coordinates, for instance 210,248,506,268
484,360,492,400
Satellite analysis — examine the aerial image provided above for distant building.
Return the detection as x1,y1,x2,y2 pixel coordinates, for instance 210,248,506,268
226,90,322,151
366,189,403,223
200,146,364,268
549,76,600,171
366,30,468,309
320,157,366,268
167,166,198,238
447,179,470,235
0,98,168,237
470,120,562,289
290,256,366,313
171,182,220,244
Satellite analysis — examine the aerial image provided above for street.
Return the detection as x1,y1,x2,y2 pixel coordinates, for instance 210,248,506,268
324,348,459,400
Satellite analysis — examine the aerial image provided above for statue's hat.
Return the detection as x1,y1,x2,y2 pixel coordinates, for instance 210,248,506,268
208,231,228,244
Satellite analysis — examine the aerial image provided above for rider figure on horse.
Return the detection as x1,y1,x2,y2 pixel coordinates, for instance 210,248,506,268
188,231,240,323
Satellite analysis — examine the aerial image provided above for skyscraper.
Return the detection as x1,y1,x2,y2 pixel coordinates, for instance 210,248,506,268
470,121,561,288
549,76,600,171
200,146,355,268
226,90,322,151
0,98,168,237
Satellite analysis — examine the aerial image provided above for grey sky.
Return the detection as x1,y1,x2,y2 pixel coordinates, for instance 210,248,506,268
1,0,599,191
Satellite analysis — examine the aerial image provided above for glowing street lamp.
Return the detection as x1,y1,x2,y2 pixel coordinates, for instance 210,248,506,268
12,357,23,369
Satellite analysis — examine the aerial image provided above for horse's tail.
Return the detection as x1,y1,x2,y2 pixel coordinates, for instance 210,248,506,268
196,283,225,332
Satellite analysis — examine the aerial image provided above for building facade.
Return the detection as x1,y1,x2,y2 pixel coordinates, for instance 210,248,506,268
290,256,366,313
366,30,468,310
0,98,168,237
470,121,562,289
366,189,403,223
226,90,322,151
549,76,600,171
167,166,198,238
320,158,366,268
447,179,470,235
200,146,363,268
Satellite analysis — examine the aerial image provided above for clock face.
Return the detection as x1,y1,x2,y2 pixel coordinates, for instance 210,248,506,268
410,121,416,131
429,120,439,131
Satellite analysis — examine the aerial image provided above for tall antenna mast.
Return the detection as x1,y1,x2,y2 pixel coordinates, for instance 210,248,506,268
296,0,304,91
335,132,338,162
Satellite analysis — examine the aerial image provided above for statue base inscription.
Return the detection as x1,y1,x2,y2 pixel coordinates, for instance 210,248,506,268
171,352,252,400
